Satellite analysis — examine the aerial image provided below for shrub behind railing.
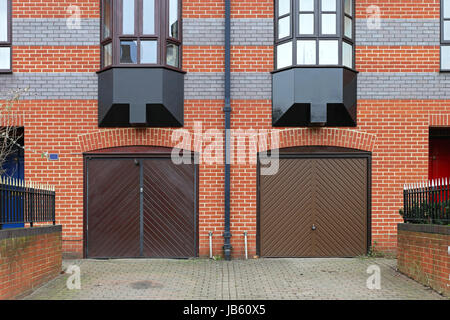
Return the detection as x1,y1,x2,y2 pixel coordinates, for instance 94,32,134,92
402,179,449,225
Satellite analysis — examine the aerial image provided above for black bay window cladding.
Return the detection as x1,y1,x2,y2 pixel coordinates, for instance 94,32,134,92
273,0,357,127
98,0,184,128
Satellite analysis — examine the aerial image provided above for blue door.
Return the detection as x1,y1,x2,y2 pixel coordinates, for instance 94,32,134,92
1,148,25,229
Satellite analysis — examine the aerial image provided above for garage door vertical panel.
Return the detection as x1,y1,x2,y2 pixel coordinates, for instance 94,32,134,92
260,158,314,257
142,159,196,258
87,159,140,258
314,158,368,257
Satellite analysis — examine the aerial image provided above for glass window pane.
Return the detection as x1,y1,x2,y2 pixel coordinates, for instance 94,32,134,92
299,0,314,11
141,40,157,64
345,0,352,16
277,41,292,69
102,0,112,39
442,46,450,70
120,40,137,63
0,0,7,42
122,0,135,34
444,0,450,19
278,16,290,39
278,0,291,16
444,21,450,41
297,40,316,65
299,14,314,34
319,40,338,65
321,0,336,11
143,0,155,34
344,16,352,38
343,42,353,68
0,47,10,70
167,43,179,67
321,13,336,34
169,0,179,39
102,43,112,67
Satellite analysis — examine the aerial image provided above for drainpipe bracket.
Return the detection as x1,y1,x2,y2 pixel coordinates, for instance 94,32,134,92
223,231,232,238
223,232,232,260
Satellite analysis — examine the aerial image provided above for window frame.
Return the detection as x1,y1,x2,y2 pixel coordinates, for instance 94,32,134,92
99,0,183,71
0,0,12,73
274,0,355,71
100,0,113,68
441,0,450,71
165,0,182,68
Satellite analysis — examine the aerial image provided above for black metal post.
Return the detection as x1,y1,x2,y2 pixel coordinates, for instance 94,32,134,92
223,0,232,261
52,189,56,225
30,184,34,227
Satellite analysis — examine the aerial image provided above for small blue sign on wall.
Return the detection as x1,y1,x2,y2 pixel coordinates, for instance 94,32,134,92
49,154,59,161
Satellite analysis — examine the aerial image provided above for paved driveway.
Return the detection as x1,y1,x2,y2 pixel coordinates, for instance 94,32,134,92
24,258,446,300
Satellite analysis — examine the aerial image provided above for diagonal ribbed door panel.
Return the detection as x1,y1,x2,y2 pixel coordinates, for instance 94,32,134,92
87,159,140,258
259,155,368,258
143,159,196,258
260,158,314,257
314,158,367,257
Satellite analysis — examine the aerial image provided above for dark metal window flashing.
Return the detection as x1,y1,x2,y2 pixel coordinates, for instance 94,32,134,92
100,0,182,70
98,67,184,127
0,0,12,73
274,0,355,70
273,0,357,127
441,0,450,71
272,66,358,127
98,0,185,128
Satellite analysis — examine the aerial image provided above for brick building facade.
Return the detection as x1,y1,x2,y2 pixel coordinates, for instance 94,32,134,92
0,0,449,259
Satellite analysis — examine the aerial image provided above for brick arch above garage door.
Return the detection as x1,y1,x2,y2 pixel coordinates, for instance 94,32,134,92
78,128,376,154
78,128,199,153
258,128,377,153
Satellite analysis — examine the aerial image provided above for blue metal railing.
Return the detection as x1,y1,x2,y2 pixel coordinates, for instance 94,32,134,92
0,177,55,229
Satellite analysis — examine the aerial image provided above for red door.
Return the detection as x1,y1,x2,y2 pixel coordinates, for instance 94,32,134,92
429,137,450,180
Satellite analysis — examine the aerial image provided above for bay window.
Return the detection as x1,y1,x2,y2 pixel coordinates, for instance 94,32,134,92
441,0,450,71
275,0,355,70
0,0,11,73
100,0,182,70
98,0,184,128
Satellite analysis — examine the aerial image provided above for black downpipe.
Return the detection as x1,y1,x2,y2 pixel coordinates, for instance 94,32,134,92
223,0,232,260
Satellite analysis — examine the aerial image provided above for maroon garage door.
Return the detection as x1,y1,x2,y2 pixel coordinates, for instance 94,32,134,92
85,152,197,258
259,149,370,257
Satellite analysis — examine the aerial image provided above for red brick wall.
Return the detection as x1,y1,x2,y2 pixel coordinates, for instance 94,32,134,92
397,225,450,297
12,0,99,18
355,0,440,18
0,227,62,300
356,46,441,73
12,46,99,73
3,0,450,259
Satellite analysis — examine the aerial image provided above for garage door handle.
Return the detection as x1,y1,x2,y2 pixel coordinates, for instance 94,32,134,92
312,224,317,231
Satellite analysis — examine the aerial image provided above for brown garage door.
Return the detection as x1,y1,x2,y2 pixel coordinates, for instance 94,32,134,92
143,159,197,258
259,154,369,257
86,153,197,258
